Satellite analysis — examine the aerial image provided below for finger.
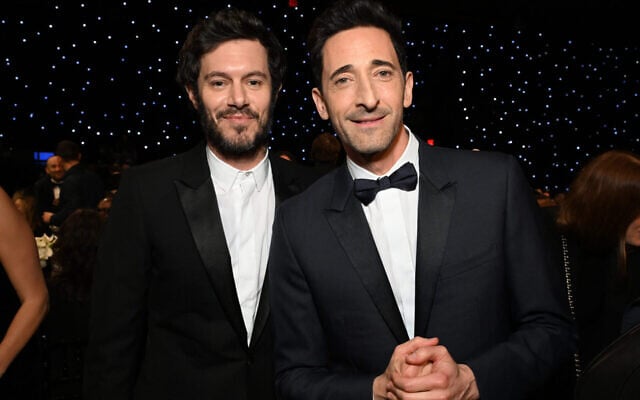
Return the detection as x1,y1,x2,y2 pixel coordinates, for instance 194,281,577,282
392,370,449,393
400,361,433,378
400,337,439,361
406,344,451,365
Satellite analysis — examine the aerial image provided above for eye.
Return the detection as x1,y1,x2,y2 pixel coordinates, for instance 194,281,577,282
376,69,393,80
247,79,263,87
208,79,226,88
333,76,352,87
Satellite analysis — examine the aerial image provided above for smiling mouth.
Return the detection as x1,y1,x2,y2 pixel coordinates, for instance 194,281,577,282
352,115,385,126
224,113,253,121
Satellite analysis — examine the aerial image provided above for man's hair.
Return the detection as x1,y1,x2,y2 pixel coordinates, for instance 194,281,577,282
55,140,81,161
176,7,286,100
306,0,408,90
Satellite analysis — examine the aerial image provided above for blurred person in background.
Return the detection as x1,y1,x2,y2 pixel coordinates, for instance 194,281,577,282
42,208,104,400
42,140,104,230
555,149,640,371
12,188,45,236
33,155,65,233
309,131,343,175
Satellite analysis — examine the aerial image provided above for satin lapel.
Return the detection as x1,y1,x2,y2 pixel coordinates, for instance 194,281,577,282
175,146,248,343
251,273,269,346
414,144,456,337
326,167,409,343
250,156,292,346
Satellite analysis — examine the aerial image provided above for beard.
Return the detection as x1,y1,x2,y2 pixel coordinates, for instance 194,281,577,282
196,97,274,159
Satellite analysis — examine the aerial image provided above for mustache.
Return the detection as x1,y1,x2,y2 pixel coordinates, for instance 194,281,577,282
216,108,258,119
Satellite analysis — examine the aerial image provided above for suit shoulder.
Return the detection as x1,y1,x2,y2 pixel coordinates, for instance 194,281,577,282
428,146,512,162
277,167,337,212
427,146,518,173
123,149,193,179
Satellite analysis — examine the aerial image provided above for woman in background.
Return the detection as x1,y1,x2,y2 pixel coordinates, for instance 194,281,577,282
556,149,640,370
12,188,45,236
0,186,49,399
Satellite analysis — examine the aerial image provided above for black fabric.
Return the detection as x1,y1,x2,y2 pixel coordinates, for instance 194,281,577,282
353,161,417,205
574,322,640,400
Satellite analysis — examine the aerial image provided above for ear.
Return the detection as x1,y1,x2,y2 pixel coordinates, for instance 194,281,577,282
403,71,414,108
186,86,199,110
311,88,329,120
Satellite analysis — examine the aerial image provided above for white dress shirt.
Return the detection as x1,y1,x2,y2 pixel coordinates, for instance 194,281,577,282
52,179,61,204
207,147,275,345
347,128,420,338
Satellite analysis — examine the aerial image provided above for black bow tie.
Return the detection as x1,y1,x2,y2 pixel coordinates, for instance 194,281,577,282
353,162,417,205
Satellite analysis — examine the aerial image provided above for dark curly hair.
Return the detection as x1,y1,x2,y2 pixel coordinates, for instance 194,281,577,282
176,7,286,101
49,208,105,302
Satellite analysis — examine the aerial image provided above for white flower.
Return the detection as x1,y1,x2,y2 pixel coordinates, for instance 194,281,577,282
35,234,57,266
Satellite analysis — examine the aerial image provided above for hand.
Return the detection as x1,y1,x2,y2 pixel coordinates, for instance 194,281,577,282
42,212,53,224
373,336,439,399
387,344,480,400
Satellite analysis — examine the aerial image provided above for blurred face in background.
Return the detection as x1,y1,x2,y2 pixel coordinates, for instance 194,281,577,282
626,215,640,247
46,155,65,181
13,198,28,216
97,196,113,220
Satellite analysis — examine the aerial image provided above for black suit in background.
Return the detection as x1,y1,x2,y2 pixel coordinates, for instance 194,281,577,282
49,163,103,227
33,175,62,217
83,142,316,400
268,139,576,400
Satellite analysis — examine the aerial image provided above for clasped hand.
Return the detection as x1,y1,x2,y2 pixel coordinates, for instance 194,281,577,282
373,336,480,400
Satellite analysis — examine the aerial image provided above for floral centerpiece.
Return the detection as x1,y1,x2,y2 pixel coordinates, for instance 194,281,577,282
35,234,57,268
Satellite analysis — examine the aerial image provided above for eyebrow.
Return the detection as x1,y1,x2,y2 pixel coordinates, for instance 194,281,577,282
327,59,396,81
203,70,269,81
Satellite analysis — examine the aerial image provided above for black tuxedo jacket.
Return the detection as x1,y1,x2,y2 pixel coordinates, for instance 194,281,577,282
33,175,62,216
268,139,576,400
50,163,104,226
84,142,316,400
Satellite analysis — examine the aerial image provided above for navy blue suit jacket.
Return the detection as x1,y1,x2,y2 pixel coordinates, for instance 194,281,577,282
269,137,575,400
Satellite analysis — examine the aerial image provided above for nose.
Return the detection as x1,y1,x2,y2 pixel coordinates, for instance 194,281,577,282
228,82,248,108
355,78,379,111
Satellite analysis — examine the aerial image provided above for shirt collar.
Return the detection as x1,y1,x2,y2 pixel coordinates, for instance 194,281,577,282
206,146,270,193
347,125,420,180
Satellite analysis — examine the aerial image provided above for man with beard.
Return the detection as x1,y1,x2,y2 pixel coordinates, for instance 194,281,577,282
83,8,317,400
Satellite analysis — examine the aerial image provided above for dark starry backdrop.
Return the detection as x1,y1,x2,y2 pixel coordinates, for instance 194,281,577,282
1,0,638,195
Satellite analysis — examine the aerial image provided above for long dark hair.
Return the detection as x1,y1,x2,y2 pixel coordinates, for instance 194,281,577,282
557,150,640,274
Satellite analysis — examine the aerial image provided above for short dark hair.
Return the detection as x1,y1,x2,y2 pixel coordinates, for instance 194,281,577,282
55,140,81,161
306,0,408,90
176,7,286,100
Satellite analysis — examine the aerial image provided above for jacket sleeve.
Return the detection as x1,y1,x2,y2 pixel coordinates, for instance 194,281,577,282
83,170,149,399
465,155,577,399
